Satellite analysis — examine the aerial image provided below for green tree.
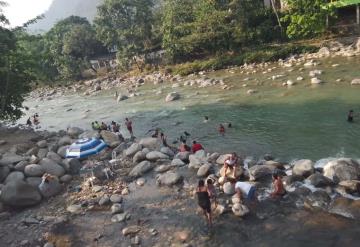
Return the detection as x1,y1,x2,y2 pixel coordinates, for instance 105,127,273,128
94,0,154,70
282,0,335,39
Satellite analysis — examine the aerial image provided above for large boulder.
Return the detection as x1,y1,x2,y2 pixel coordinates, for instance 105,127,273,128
207,152,220,163
67,127,83,138
26,177,42,189
125,143,142,157
146,151,169,161
292,159,314,178
0,153,25,166
4,171,25,184
249,165,273,181
36,140,47,148
100,130,120,147
156,171,183,186
57,145,69,159
174,152,190,162
165,92,180,102
338,180,360,194
160,147,175,157
37,148,48,160
329,197,360,219
305,190,331,210
139,137,161,150
197,164,212,177
38,177,62,198
323,158,360,183
306,173,333,187
62,158,81,175
129,161,154,177
0,180,42,207
133,151,146,163
189,154,203,169
24,164,45,177
39,158,65,177
216,154,231,165
58,136,72,146
0,165,10,183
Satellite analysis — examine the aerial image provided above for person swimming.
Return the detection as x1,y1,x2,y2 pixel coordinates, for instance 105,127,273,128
348,110,354,122
218,124,225,136
204,116,209,123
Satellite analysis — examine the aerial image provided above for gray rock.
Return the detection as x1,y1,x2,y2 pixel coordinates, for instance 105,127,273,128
306,173,333,187
305,190,331,210
57,145,69,159
111,203,123,214
189,154,202,169
79,130,101,139
92,185,103,192
39,177,62,198
111,213,127,223
60,174,73,183
328,197,360,219
63,158,81,175
25,147,39,156
216,154,231,165
112,142,128,155
0,165,10,183
48,143,59,153
160,147,175,157
29,155,40,164
24,164,45,177
39,158,65,177
248,165,272,181
133,151,146,163
110,194,122,203
36,140,47,148
197,164,212,177
323,158,360,183
99,195,110,206
26,177,42,188
0,153,25,166
125,143,142,157
46,151,62,163
154,164,172,173
165,92,180,102
283,175,304,186
37,148,48,160
338,180,360,194
129,161,154,177
100,130,120,146
67,127,83,138
223,182,235,195
142,148,150,155
156,171,182,186
66,204,82,214
292,159,314,178
14,161,28,172
58,136,72,146
5,171,25,184
174,151,190,162
139,137,161,149
0,180,42,207
207,152,220,163
146,151,169,161
171,159,185,167
122,226,141,236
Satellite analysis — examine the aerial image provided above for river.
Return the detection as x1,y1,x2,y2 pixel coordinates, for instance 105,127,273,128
20,56,360,162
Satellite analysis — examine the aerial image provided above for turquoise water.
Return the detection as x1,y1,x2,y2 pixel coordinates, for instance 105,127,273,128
20,56,360,161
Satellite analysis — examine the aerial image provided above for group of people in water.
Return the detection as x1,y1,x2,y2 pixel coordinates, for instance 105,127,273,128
91,117,134,137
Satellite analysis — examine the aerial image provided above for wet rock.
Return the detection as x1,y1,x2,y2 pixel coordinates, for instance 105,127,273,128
207,152,220,163
133,151,146,163
292,159,314,178
110,194,122,203
125,143,142,157
39,177,62,198
36,140,47,148
29,155,40,164
165,92,180,102
305,190,331,210
216,154,231,165
155,164,172,173
46,152,62,163
57,145,69,159
174,152,190,162
146,151,169,161
323,158,360,183
249,165,272,181
232,203,250,217
129,161,154,178
24,164,45,177
160,147,175,157
39,158,65,177
0,153,25,166
139,137,161,149
26,177,42,188
329,197,360,219
37,148,48,160
111,213,127,223
122,226,141,236
283,175,304,186
5,171,25,184
197,164,212,177
223,182,235,195
99,195,110,206
351,78,360,85
62,158,81,175
100,131,120,146
311,77,322,84
0,180,42,207
25,147,39,156
66,204,82,214
111,203,123,214
306,173,333,187
117,94,128,102
60,174,72,183
156,171,183,186
263,160,284,170
0,165,10,183
171,159,185,167
136,178,146,186
338,180,360,194
189,154,203,169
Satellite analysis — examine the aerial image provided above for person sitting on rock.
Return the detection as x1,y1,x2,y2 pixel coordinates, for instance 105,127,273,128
235,181,257,202
192,140,204,153
179,140,191,152
270,173,286,198
223,152,239,179
196,180,212,228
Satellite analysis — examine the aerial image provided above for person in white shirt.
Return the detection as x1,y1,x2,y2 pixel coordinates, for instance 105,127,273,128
235,181,257,201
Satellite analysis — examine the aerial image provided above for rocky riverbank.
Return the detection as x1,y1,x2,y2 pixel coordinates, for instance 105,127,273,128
0,124,360,247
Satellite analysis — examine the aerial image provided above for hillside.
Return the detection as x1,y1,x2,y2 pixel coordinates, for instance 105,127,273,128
28,0,104,32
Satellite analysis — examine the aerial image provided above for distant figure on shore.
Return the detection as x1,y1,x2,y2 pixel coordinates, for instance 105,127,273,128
92,121,100,130
26,117,32,127
348,110,354,122
111,121,120,133
218,124,225,136
270,173,286,199
179,140,191,152
204,116,209,123
114,91,118,99
192,140,204,153
196,180,212,228
101,122,108,130
125,118,134,136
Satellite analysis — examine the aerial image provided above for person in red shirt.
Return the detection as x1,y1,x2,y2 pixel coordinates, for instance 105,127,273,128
192,140,204,153
125,118,133,136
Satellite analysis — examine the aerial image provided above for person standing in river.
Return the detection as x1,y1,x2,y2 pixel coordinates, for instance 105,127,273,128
218,124,225,136
196,180,213,228
347,110,354,122
125,118,134,137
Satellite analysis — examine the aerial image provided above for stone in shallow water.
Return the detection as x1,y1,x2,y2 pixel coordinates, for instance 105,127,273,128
67,204,82,214
110,194,122,203
122,226,141,236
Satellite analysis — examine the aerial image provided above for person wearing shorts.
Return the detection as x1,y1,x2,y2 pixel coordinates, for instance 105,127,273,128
196,180,212,227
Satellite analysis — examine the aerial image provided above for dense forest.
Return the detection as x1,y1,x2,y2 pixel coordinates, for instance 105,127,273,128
0,0,336,120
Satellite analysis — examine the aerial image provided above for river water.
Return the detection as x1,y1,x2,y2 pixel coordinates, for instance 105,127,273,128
20,56,360,162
